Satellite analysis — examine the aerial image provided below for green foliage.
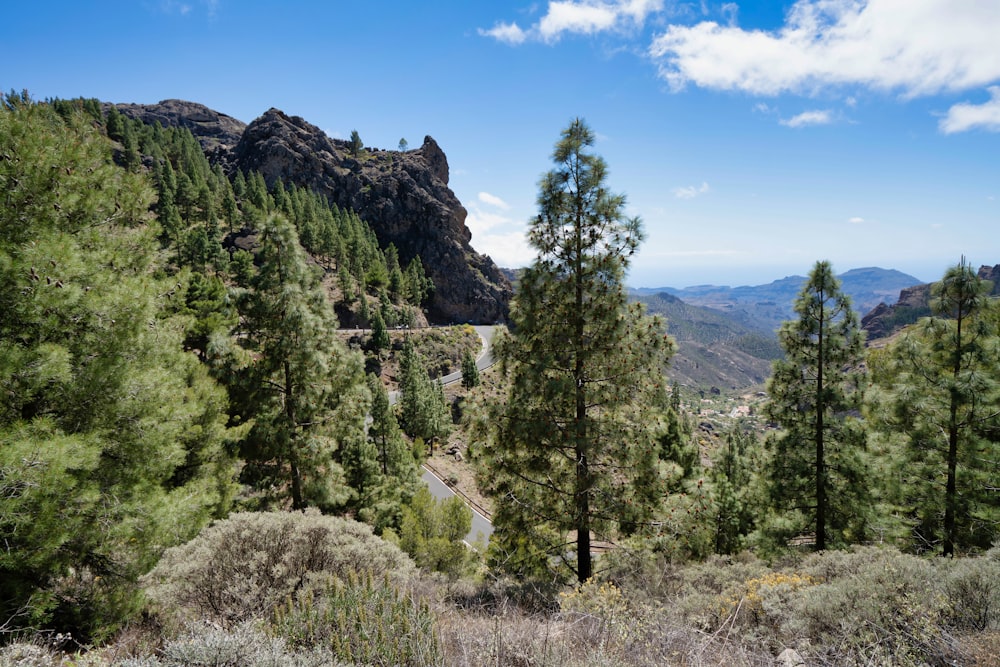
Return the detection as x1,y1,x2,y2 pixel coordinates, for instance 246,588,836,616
273,571,441,666
232,215,369,512
762,260,871,551
460,348,479,388
709,427,761,555
142,510,415,627
404,255,434,307
867,259,1000,555
0,95,236,640
473,119,675,582
399,337,451,442
369,306,390,354
397,487,475,578
349,129,363,157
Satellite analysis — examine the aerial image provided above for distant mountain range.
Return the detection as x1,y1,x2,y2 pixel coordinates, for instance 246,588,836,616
634,267,923,336
635,264,1000,392
632,267,923,392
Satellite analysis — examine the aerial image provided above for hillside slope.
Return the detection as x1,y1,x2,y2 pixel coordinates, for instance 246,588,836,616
637,292,780,391
115,100,511,324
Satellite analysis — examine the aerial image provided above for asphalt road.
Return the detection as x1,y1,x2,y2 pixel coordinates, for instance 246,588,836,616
385,324,498,544
421,466,493,545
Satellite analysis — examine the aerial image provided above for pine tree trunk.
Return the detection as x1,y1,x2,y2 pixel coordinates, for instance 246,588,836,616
816,300,826,552
285,360,304,510
944,307,963,556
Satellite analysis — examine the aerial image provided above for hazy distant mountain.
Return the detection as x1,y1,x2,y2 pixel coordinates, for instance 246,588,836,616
635,267,923,335
635,292,782,392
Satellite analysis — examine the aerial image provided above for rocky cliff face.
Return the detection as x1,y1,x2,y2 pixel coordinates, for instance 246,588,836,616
113,99,246,161
114,102,511,324
861,264,999,340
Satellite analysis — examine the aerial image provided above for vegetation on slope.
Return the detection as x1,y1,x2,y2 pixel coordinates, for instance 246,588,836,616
2,95,998,666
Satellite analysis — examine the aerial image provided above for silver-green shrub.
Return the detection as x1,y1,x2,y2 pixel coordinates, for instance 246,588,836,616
940,551,1000,631
142,510,415,626
272,571,441,666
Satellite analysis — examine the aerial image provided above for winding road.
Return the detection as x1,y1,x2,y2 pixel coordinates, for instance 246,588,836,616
388,325,497,544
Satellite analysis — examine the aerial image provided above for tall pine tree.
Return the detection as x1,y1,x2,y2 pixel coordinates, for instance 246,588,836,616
868,259,1000,555
235,215,369,511
473,119,674,582
762,260,870,551
0,95,235,638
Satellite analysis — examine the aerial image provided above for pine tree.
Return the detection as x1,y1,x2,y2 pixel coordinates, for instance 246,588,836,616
359,373,420,531
235,214,369,511
762,260,870,551
473,119,674,582
461,349,480,389
868,259,1000,555
370,306,391,355
0,96,236,637
367,373,412,479
399,337,451,443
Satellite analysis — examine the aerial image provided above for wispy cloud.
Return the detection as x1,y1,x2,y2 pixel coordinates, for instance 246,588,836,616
156,0,217,17
478,191,511,210
649,1,1000,98
481,0,663,45
848,216,865,224
672,181,710,199
940,86,1000,134
780,109,832,128
478,21,527,46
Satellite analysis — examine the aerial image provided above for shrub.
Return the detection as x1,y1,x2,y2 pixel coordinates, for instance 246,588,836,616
141,510,415,626
398,486,475,578
788,547,950,666
940,554,1000,631
272,571,440,666
122,622,343,667
558,578,632,653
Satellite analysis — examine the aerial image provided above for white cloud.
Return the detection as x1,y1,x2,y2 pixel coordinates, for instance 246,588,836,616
940,86,1000,134
649,1,1000,97
466,208,512,235
720,2,738,27
466,207,533,267
482,0,663,45
539,2,618,40
780,109,832,127
478,21,528,45
848,216,865,224
478,191,511,210
672,181,710,199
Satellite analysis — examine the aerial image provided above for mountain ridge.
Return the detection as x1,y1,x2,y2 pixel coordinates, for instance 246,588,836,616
114,99,511,324
633,266,924,335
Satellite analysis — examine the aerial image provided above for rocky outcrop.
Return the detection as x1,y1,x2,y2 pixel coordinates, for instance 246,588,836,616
230,108,510,323
112,102,511,324
861,264,999,340
112,100,246,160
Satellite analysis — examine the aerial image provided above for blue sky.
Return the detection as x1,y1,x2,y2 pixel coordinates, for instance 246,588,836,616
5,1,1000,288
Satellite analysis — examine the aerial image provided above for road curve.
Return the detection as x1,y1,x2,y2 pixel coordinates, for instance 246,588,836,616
384,324,499,541
421,466,493,544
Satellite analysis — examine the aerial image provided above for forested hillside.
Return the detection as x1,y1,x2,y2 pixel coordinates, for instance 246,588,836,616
0,93,454,639
2,96,999,666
